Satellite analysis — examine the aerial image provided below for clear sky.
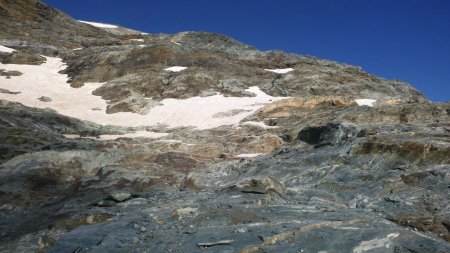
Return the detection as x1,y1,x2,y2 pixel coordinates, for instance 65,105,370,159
43,0,450,102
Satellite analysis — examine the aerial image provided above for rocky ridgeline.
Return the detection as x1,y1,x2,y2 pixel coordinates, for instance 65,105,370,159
0,1,449,253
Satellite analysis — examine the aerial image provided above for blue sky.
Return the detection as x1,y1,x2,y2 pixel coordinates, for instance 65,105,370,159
43,0,450,102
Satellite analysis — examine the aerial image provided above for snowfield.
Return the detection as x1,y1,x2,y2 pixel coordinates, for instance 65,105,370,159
0,46,286,130
79,20,118,29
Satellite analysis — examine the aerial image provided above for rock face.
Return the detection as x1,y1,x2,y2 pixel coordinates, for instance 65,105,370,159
62,40,426,113
0,0,119,50
0,1,449,253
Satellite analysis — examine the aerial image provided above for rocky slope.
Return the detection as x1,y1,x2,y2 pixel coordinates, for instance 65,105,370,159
0,1,449,253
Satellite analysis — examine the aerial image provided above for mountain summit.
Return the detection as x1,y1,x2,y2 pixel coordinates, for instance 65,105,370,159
0,1,449,252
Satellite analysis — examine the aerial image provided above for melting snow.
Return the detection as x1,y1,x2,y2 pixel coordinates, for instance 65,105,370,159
355,99,377,107
264,68,294,74
79,20,118,29
0,45,15,53
164,66,187,72
0,55,287,130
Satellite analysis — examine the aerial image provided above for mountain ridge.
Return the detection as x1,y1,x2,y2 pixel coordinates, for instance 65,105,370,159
0,1,449,252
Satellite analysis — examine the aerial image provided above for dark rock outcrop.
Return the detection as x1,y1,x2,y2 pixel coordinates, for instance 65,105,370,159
297,122,359,147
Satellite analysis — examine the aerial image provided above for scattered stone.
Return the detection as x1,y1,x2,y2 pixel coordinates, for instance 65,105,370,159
110,192,132,202
234,227,248,233
38,96,52,102
1,70,22,77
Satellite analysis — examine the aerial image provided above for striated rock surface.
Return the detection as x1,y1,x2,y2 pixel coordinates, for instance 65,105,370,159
0,1,449,253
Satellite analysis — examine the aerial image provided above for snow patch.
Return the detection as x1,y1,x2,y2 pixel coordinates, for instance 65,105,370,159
164,66,187,72
236,153,262,158
264,68,294,74
73,48,83,51
242,121,277,129
79,20,118,29
355,99,377,107
0,56,287,130
129,39,144,42
0,45,16,53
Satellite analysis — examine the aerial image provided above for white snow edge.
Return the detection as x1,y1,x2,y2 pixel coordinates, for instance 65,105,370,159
264,68,294,74
164,66,188,72
79,20,118,29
